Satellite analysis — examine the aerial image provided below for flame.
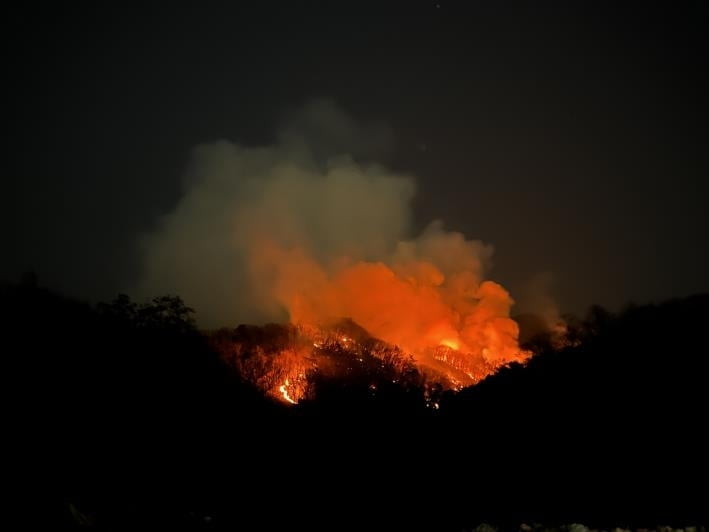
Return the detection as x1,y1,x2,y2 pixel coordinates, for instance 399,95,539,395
278,379,297,404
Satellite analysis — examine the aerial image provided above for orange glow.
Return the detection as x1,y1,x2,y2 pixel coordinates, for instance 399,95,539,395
439,338,460,350
247,235,531,386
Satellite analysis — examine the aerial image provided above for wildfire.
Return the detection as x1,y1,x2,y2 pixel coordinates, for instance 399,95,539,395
278,379,297,404
140,102,539,403
246,223,532,389
216,317,532,407
222,224,534,404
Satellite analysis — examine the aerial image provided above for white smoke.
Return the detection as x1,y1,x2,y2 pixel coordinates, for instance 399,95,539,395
134,100,511,346
135,100,416,326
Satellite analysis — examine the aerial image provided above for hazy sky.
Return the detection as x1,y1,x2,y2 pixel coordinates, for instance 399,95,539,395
4,2,708,318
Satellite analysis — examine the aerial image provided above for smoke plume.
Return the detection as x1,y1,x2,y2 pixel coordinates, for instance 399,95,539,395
136,100,527,373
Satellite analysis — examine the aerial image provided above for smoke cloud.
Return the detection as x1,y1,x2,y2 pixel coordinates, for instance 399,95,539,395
135,100,527,372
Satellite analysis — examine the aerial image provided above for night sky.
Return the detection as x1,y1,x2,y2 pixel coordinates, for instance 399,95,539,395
4,1,708,317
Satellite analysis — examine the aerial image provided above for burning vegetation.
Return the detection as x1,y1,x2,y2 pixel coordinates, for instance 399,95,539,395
212,315,531,405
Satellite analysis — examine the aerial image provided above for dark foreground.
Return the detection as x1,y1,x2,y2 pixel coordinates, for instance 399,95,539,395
4,280,706,529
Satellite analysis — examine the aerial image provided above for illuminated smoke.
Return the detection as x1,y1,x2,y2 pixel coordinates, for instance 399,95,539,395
136,100,530,385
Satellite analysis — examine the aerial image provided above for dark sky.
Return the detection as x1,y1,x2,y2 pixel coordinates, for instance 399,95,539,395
4,1,708,316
